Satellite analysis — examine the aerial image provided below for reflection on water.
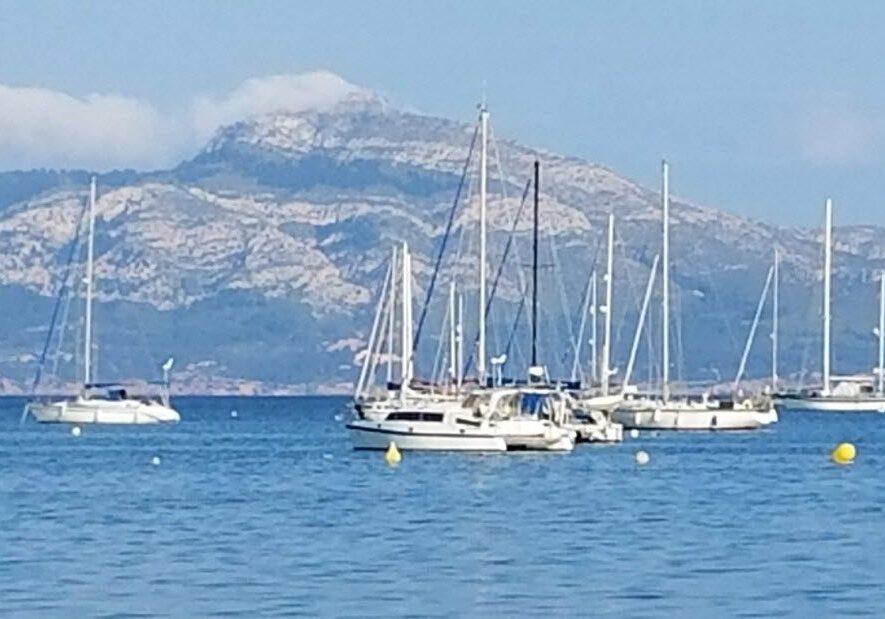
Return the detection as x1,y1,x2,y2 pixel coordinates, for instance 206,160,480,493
1,397,883,617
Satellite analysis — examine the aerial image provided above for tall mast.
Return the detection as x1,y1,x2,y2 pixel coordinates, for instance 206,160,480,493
386,245,398,384
84,176,96,386
590,271,598,383
532,159,540,368
400,241,413,388
457,291,464,390
477,105,489,384
771,248,779,390
406,247,414,383
661,160,670,402
878,270,885,396
822,198,832,396
448,281,457,384
601,213,614,396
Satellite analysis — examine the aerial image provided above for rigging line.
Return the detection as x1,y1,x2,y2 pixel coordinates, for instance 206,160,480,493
357,257,392,398
440,165,476,380
487,129,514,363
487,178,531,324
543,228,569,376
503,294,527,363
430,283,451,385
462,176,531,375
31,196,90,394
464,176,534,375
569,226,605,381
507,254,529,373
412,123,479,353
609,226,634,380
50,232,83,377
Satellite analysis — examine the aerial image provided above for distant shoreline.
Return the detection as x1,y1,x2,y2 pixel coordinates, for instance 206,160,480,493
0,392,351,398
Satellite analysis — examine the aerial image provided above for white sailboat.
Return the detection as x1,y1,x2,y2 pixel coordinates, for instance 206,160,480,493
572,213,625,412
776,199,885,412
612,160,777,430
566,212,624,442
348,112,578,451
25,177,180,425
348,106,513,451
348,239,504,450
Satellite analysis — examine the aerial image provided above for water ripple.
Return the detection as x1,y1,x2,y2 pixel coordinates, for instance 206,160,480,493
1,400,884,617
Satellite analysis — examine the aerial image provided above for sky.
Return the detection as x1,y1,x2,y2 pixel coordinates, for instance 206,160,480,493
1,0,885,226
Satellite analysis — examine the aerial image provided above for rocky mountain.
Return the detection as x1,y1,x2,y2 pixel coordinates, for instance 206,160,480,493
1,88,883,394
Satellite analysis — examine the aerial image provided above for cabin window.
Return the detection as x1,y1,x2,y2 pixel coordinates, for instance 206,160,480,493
385,411,443,422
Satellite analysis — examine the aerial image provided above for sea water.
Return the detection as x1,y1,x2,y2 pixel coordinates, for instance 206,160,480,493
1,396,883,617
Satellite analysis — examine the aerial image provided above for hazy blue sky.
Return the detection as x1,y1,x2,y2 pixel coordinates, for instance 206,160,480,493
2,1,885,226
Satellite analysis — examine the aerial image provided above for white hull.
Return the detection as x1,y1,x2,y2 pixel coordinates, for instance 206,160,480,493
491,418,575,452
347,419,507,451
566,420,624,443
576,393,623,412
27,398,180,424
776,397,885,413
348,416,574,452
612,402,778,430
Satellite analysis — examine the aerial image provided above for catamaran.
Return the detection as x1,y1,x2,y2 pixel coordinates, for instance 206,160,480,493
24,177,180,425
776,199,885,412
611,161,777,430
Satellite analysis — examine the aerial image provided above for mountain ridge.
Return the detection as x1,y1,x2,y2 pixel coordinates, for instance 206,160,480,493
0,90,882,393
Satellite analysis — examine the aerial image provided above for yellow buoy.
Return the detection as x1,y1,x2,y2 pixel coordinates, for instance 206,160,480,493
385,441,402,465
831,442,856,465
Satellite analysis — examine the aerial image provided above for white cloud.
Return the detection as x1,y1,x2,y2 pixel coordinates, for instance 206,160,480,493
189,71,369,141
0,71,369,171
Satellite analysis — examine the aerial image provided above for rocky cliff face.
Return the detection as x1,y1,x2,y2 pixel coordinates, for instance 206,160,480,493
1,91,882,393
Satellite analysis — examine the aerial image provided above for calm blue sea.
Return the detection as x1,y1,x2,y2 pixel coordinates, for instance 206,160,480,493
1,396,883,618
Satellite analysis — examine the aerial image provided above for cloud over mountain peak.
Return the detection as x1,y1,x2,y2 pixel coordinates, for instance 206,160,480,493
0,71,372,171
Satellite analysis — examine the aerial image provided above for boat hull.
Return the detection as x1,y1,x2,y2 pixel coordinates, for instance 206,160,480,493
576,393,623,412
492,418,576,452
568,421,624,443
776,397,885,413
347,420,507,451
612,405,778,430
27,399,181,424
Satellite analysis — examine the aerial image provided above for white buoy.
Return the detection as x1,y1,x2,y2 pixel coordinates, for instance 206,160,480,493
334,413,343,422
635,450,650,465
230,410,238,418
151,456,161,466
629,429,639,439
70,426,81,437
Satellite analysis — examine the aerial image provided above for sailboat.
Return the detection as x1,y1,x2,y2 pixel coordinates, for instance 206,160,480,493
347,239,506,450
24,177,181,424
611,161,778,430
347,106,516,451
348,111,577,451
565,212,624,442
776,199,885,412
